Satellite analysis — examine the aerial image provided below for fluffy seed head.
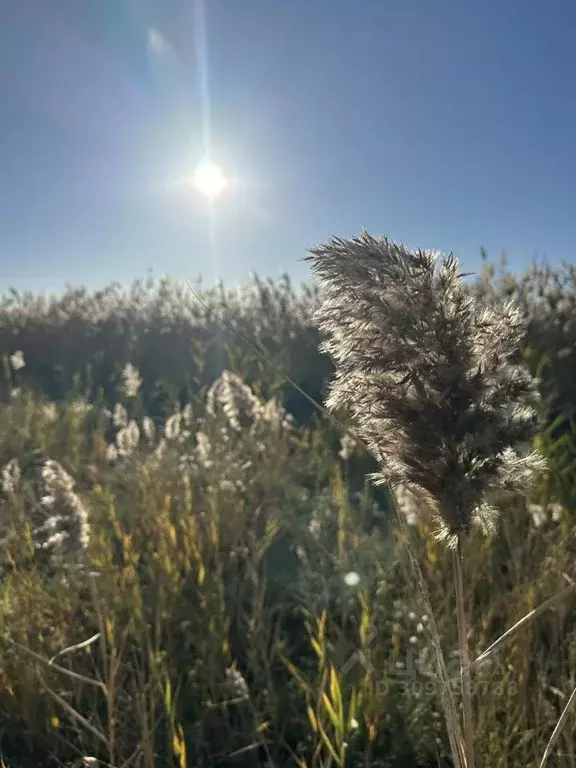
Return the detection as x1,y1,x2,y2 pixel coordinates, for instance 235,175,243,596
207,370,262,431
121,363,142,398
113,403,128,428
36,460,90,566
116,420,140,456
307,232,546,545
142,416,155,443
1,458,21,495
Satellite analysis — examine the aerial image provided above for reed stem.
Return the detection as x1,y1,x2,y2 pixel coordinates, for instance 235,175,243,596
453,535,476,768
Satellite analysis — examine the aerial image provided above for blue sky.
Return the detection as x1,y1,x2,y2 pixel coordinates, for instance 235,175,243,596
1,0,575,294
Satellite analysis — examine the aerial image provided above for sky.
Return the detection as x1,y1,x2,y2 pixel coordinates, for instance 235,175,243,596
1,0,576,295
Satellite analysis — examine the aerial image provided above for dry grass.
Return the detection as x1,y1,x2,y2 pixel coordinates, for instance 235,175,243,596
1,253,576,767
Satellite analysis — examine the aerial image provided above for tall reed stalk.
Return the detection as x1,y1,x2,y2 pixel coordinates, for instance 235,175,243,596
306,232,547,768
453,537,474,768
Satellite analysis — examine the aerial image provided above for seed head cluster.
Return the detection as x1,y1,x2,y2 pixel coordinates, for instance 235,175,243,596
116,419,140,456
207,370,292,434
307,233,546,545
35,460,90,567
1,458,21,496
121,362,142,398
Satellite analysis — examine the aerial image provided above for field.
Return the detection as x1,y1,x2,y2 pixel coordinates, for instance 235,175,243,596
1,246,576,768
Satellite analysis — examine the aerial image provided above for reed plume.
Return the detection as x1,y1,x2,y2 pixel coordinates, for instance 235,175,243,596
307,232,546,546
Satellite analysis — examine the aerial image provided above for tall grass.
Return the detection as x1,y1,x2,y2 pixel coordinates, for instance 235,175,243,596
1,249,576,766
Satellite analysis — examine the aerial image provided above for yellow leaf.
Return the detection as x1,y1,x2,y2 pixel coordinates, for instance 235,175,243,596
317,717,341,766
318,610,327,640
310,636,324,662
165,679,172,712
172,724,187,768
321,692,342,736
329,667,344,722
50,716,60,728
307,705,318,732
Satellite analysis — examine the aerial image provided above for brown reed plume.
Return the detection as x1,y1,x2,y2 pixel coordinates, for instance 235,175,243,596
306,232,545,546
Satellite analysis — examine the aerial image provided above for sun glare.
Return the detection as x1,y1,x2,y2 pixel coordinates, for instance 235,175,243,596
192,162,227,200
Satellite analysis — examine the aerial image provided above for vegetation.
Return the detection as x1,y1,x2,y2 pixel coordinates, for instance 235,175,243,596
1,241,576,767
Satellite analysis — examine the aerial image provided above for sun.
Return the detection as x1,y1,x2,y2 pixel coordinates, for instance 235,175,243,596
191,162,227,200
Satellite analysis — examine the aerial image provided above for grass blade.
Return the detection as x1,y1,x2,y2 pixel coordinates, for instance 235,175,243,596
540,683,576,768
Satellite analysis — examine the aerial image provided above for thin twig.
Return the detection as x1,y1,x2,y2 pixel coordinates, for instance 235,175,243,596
49,632,101,665
473,584,576,668
8,639,106,692
42,679,109,747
